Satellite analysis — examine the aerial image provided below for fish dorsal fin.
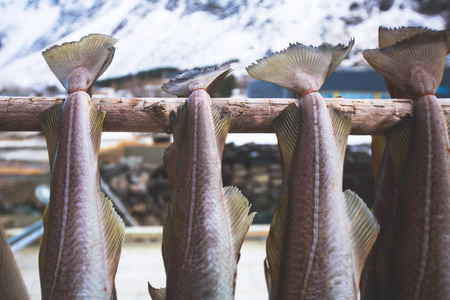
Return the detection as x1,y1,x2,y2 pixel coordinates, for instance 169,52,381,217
89,102,106,155
98,192,125,290
379,26,433,48
212,104,231,160
42,34,118,93
329,106,352,168
344,190,380,283
38,104,62,171
223,186,255,263
148,283,166,300
371,135,387,183
163,104,187,189
364,30,448,96
162,62,233,97
386,116,413,182
273,103,300,177
0,224,29,300
265,194,288,299
246,39,354,95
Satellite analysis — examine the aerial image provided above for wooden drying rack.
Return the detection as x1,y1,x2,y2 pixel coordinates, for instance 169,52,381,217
1,96,449,135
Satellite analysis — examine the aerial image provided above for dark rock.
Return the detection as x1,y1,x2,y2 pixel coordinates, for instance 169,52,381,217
379,0,394,11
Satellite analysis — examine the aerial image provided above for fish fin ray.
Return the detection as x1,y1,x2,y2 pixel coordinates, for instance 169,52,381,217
378,26,433,48
329,107,352,168
212,104,231,159
223,186,255,263
246,39,354,94
39,203,50,281
265,194,288,299
42,34,117,92
163,104,187,188
38,104,62,171
162,62,232,97
371,135,387,183
90,103,106,156
273,103,299,177
386,116,413,181
98,192,125,290
445,113,450,141
344,190,380,283
364,30,447,95
148,282,166,300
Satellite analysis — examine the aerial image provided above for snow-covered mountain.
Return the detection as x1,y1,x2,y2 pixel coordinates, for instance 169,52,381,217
0,0,446,93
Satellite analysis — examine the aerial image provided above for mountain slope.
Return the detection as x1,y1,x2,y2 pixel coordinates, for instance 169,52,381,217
0,0,446,93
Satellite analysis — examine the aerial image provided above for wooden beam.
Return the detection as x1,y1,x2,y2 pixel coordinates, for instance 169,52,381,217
1,96,449,135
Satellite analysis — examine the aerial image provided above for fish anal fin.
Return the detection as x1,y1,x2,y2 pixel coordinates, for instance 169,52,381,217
386,116,413,181
89,102,106,155
98,192,125,290
163,104,187,188
273,103,300,178
42,34,118,92
364,30,448,96
38,104,62,171
148,282,166,300
223,186,255,263
212,104,231,159
246,39,354,95
162,62,232,97
344,190,380,283
329,106,352,168
265,194,288,299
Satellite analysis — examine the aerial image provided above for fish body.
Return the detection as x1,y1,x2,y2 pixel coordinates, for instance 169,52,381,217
39,34,124,300
0,224,30,300
247,40,379,300
364,28,450,300
149,64,254,300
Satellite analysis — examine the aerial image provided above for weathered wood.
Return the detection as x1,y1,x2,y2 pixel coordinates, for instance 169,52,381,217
1,96,449,135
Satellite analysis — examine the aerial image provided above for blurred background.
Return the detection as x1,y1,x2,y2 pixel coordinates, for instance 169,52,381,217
0,0,449,298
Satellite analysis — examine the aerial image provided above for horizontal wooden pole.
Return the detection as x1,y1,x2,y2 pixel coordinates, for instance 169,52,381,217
0,96,449,135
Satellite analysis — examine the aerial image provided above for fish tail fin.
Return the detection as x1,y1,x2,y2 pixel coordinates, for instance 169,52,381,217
364,29,447,96
42,34,118,93
265,194,288,299
223,186,255,263
371,135,387,183
378,26,431,99
246,39,354,95
0,224,29,299
98,192,125,292
329,107,352,168
148,282,166,300
445,114,450,140
161,61,233,97
386,116,414,182
344,190,380,283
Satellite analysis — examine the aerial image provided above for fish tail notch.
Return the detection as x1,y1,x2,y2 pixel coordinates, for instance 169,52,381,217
42,34,118,93
98,192,125,291
344,190,380,283
161,61,233,97
364,29,448,96
246,39,354,95
148,282,166,300
223,186,255,263
265,194,288,299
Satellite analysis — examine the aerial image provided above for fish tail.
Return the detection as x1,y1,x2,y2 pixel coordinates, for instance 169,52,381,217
364,29,447,96
148,282,166,299
246,39,354,95
161,61,233,97
42,34,118,93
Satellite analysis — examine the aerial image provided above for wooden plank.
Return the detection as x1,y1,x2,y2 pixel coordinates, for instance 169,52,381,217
0,96,449,135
